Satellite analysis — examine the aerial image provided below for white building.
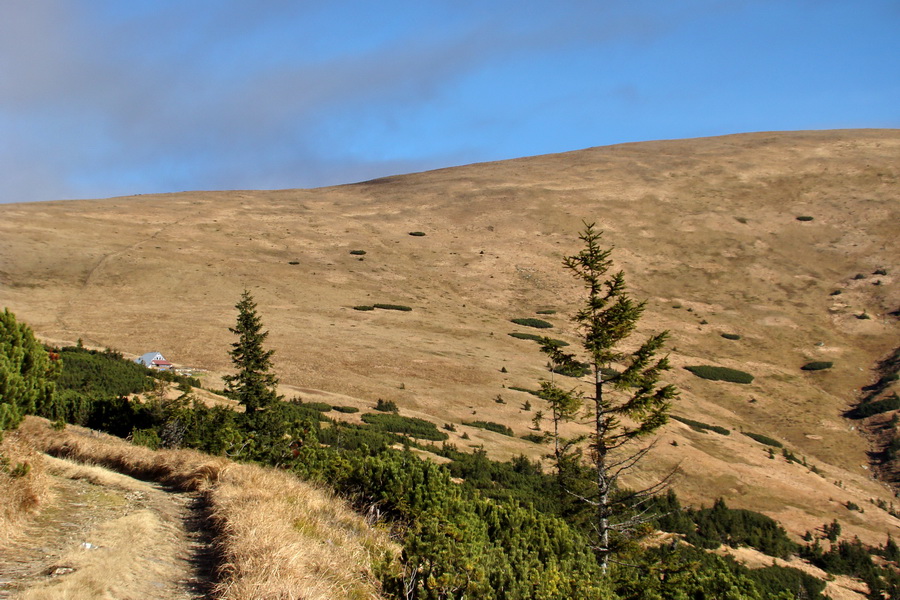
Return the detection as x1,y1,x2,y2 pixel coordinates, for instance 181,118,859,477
136,351,174,370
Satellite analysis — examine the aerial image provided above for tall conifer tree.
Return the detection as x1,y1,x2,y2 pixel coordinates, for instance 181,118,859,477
538,223,678,571
223,291,281,414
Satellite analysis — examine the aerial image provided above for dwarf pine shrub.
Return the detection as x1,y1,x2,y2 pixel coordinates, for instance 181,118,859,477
373,303,413,311
742,431,783,447
684,365,754,384
510,318,553,329
670,415,730,435
464,420,514,437
801,361,833,371
508,332,569,346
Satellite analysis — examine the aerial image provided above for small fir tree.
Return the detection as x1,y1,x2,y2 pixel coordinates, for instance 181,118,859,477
223,291,281,415
537,222,679,571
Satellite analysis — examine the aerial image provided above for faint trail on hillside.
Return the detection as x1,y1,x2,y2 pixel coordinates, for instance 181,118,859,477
0,457,218,600
56,212,196,337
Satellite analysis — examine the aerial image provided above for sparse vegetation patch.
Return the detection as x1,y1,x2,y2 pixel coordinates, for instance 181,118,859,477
801,361,833,371
360,413,448,441
742,431,783,447
720,333,741,340
349,249,366,255
684,365,754,384
373,303,413,312
352,305,375,311
408,231,426,237
510,318,553,329
670,415,730,435
846,393,900,419
508,332,569,346
464,420,514,437
374,399,398,413
795,216,814,221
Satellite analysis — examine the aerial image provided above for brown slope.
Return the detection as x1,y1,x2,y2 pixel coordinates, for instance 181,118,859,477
1,129,898,544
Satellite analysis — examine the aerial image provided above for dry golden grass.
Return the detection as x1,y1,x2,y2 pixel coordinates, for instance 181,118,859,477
16,417,397,600
209,463,396,600
17,509,188,600
0,430,50,544
1,129,898,543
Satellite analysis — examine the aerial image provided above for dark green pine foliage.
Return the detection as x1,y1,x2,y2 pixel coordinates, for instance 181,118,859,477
538,222,679,571
223,291,281,415
0,308,58,430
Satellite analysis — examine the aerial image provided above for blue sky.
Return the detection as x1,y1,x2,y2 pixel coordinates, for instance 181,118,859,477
1,1,897,204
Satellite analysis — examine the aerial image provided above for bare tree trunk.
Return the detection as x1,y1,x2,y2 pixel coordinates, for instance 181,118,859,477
594,367,610,573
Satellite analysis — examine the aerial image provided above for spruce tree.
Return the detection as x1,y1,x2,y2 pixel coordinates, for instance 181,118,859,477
538,222,678,571
223,291,281,415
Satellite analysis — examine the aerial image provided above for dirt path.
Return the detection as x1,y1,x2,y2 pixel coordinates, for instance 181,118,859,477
0,456,216,600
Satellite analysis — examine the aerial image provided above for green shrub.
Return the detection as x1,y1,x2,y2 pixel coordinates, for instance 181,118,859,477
288,260,300,265
536,309,556,315
353,305,375,311
131,427,161,449
464,420,515,437
720,333,741,340
670,415,730,435
349,249,366,255
510,318,553,329
829,290,842,296
801,361,833,371
796,216,814,222
408,231,426,237
684,365,754,384
373,303,413,311
332,405,359,414
856,312,871,320
551,360,591,378
853,273,866,280
846,394,900,419
521,433,548,444
507,332,569,347
302,402,333,412
360,412,448,441
508,386,540,396
742,431,783,447
374,399,399,413
873,268,888,276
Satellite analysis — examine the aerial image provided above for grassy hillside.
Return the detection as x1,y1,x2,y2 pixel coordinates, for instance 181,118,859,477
1,129,898,545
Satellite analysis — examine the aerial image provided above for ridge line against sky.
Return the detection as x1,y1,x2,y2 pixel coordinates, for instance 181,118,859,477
1,1,898,204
